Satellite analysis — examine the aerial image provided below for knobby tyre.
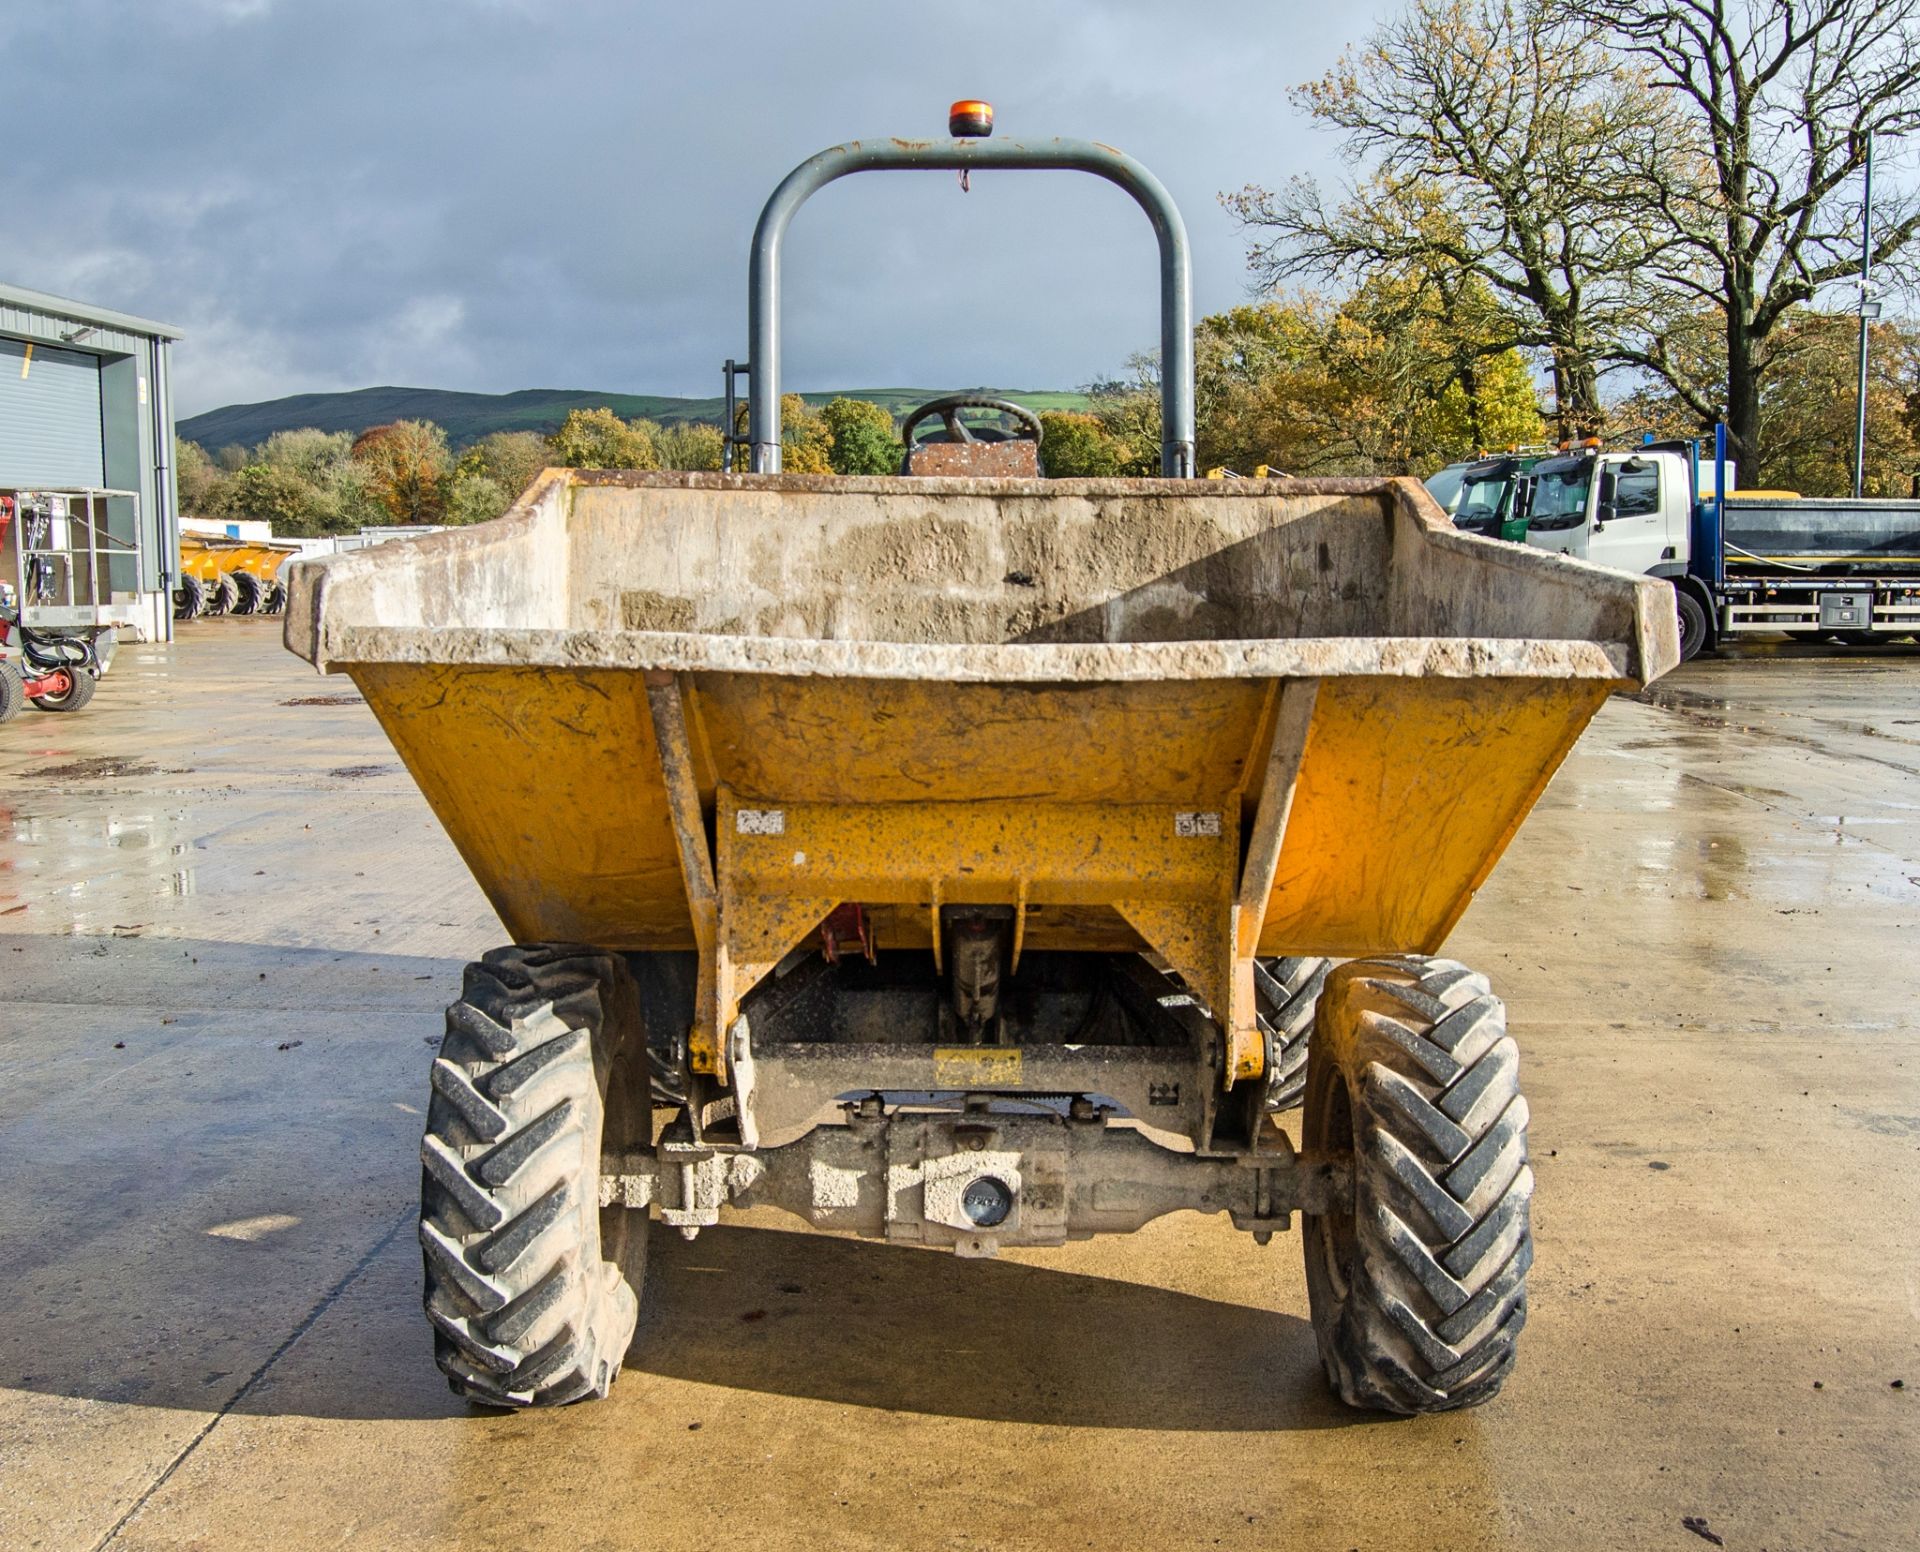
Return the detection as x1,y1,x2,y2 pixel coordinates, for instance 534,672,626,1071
420,943,648,1407
1256,956,1331,1111
1303,956,1532,1414
173,574,206,620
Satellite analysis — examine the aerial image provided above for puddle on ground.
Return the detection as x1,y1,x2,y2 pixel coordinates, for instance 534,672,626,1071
1635,683,1736,714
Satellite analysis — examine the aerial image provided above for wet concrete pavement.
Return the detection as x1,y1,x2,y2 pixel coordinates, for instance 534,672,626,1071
0,620,1915,1551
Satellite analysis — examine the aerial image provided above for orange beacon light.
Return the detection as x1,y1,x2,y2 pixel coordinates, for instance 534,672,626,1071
949,100,994,138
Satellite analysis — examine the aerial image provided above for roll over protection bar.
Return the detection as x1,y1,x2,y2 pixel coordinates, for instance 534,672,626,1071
746,135,1196,478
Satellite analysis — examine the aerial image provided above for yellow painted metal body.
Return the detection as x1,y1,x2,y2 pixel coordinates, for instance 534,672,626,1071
179,533,299,583
294,470,1677,1092
178,534,234,584
351,662,1605,1079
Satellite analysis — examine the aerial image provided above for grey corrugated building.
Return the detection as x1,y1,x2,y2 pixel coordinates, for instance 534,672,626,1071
0,282,182,641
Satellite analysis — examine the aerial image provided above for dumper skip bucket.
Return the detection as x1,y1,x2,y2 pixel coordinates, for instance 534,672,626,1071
287,470,1676,1085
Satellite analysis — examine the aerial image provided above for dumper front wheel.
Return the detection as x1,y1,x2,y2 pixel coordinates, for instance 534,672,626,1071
1257,956,1330,1111
173,575,205,620
1302,956,1532,1414
420,943,646,1407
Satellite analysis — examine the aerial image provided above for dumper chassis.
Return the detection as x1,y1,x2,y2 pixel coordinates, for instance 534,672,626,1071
422,939,1531,1415
292,120,1676,1419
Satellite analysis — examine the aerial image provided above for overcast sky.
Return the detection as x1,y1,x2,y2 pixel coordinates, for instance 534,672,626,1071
7,0,1403,417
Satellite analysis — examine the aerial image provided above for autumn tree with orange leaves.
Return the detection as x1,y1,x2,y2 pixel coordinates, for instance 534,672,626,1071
351,420,453,523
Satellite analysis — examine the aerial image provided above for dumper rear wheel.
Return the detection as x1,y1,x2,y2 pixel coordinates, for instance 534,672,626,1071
1256,956,1330,1111
1302,956,1532,1414
173,575,205,620
420,943,646,1407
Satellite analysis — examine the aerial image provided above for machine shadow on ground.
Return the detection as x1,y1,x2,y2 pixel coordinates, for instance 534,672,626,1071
629,1223,1362,1433
0,927,1360,1434
1,1211,1360,1433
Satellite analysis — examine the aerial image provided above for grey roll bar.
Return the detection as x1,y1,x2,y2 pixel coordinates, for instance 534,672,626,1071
747,136,1196,478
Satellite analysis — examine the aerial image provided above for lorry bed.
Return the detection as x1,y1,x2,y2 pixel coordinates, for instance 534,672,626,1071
1725,497,1920,568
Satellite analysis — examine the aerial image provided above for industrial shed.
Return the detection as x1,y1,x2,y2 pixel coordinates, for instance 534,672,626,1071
0,283,182,641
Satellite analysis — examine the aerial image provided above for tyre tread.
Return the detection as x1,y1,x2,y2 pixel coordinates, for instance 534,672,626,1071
1255,955,1332,1110
420,943,641,1407
1305,954,1534,1415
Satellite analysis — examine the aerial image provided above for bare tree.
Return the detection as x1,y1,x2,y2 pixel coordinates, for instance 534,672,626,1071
1225,0,1676,436
1571,0,1920,468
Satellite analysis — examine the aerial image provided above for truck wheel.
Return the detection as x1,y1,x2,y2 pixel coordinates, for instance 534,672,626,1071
1675,588,1710,662
173,575,206,620
1257,956,1331,1111
203,575,233,617
232,571,263,615
0,663,23,724
420,943,646,1407
1302,956,1532,1414
31,669,95,712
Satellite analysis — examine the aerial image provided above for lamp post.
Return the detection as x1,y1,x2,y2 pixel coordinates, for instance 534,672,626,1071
1853,134,1876,501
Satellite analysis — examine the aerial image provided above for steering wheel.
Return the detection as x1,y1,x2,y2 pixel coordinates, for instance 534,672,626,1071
900,395,1044,471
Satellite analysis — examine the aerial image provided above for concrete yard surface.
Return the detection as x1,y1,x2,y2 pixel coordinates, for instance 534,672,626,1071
0,618,1916,1551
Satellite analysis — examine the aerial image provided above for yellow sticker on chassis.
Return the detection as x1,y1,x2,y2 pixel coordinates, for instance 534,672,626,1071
933,1047,1024,1088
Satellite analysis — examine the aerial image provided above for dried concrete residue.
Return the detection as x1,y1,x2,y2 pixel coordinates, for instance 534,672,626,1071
619,591,698,632
292,473,1671,685
570,486,1390,648
317,625,1635,682
840,513,990,589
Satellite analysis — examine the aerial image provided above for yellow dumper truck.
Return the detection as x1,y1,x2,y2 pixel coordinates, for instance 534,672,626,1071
286,120,1677,1415
176,531,295,617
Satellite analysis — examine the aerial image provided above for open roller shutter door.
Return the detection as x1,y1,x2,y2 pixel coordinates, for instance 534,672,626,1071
0,337,105,488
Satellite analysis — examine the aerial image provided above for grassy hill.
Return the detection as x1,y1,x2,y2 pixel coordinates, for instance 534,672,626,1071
179,385,1093,451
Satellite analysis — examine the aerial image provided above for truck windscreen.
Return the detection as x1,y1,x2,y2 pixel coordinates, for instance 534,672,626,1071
1455,470,1513,523
1528,461,1592,531
1424,463,1468,513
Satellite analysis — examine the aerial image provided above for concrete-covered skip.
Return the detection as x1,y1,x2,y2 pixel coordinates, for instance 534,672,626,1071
286,469,1677,1090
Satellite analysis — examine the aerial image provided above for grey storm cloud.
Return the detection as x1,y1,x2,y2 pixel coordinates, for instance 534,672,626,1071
5,0,1402,417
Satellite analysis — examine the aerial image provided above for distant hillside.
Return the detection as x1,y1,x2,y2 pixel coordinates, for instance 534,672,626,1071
178,384,1093,451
